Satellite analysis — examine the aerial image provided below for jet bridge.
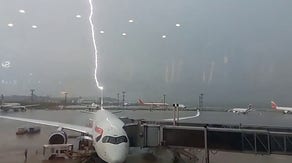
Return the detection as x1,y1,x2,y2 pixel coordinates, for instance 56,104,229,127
124,121,292,163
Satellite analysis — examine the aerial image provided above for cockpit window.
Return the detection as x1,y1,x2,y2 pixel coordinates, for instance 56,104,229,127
102,136,128,144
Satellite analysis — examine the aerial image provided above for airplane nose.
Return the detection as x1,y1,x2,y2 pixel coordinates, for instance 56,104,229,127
108,152,127,163
107,145,128,163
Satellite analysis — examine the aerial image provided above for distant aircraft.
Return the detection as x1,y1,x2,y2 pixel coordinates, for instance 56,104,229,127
0,103,38,112
0,107,129,163
62,103,100,110
177,104,187,109
228,104,253,114
271,101,292,114
137,98,168,107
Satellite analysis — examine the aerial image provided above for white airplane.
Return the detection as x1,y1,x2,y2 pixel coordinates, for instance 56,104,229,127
271,101,292,114
228,104,253,114
61,103,100,110
0,103,38,112
137,98,168,107
178,104,187,109
0,108,129,163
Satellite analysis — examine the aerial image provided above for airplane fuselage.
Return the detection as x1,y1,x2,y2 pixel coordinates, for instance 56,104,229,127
2,103,21,107
228,108,253,114
271,101,292,114
138,99,168,107
0,103,26,112
276,107,292,113
91,109,129,163
142,103,168,106
229,108,248,113
0,108,129,162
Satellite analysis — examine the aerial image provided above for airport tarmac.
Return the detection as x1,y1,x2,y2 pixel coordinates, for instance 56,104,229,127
119,109,292,128
0,109,292,163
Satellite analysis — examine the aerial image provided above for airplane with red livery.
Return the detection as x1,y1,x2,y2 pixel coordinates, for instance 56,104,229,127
271,101,292,114
137,98,168,107
0,108,129,163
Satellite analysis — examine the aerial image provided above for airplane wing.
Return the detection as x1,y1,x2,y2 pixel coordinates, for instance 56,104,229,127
24,104,40,108
9,106,25,109
0,115,92,135
81,110,122,114
162,110,200,121
112,110,122,114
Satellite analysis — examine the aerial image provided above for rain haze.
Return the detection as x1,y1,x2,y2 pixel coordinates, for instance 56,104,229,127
1,0,292,107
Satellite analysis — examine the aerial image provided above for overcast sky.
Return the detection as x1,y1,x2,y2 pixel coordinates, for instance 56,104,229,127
1,0,292,106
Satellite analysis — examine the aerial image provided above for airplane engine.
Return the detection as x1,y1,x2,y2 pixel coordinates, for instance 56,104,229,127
48,131,68,144
77,135,93,141
76,135,93,150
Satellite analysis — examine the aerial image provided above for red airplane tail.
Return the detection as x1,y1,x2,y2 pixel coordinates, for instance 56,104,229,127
138,99,144,104
271,101,277,110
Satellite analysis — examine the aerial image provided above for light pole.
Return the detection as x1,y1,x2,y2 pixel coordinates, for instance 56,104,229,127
122,91,126,107
1,94,4,105
199,93,204,109
117,93,120,106
163,94,166,109
65,92,68,105
98,86,104,108
30,89,35,103
61,91,68,105
172,104,176,126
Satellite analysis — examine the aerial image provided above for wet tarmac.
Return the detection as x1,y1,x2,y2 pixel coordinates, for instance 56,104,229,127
0,109,292,163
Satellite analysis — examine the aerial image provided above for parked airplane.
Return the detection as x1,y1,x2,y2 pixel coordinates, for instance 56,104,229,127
228,104,253,114
60,103,99,110
63,103,123,112
137,98,168,107
271,101,292,114
0,103,38,112
177,104,187,109
0,108,129,163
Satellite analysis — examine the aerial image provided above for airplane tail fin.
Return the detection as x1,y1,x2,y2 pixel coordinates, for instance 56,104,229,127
271,101,277,110
138,99,144,104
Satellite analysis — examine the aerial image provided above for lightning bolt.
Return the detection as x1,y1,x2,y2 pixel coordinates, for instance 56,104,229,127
88,0,103,90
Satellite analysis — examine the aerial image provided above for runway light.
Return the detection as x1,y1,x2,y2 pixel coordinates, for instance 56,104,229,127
8,23,14,27
162,35,166,38
32,25,38,29
99,30,104,34
122,33,127,36
19,9,26,14
175,23,181,27
128,19,134,23
76,15,81,18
